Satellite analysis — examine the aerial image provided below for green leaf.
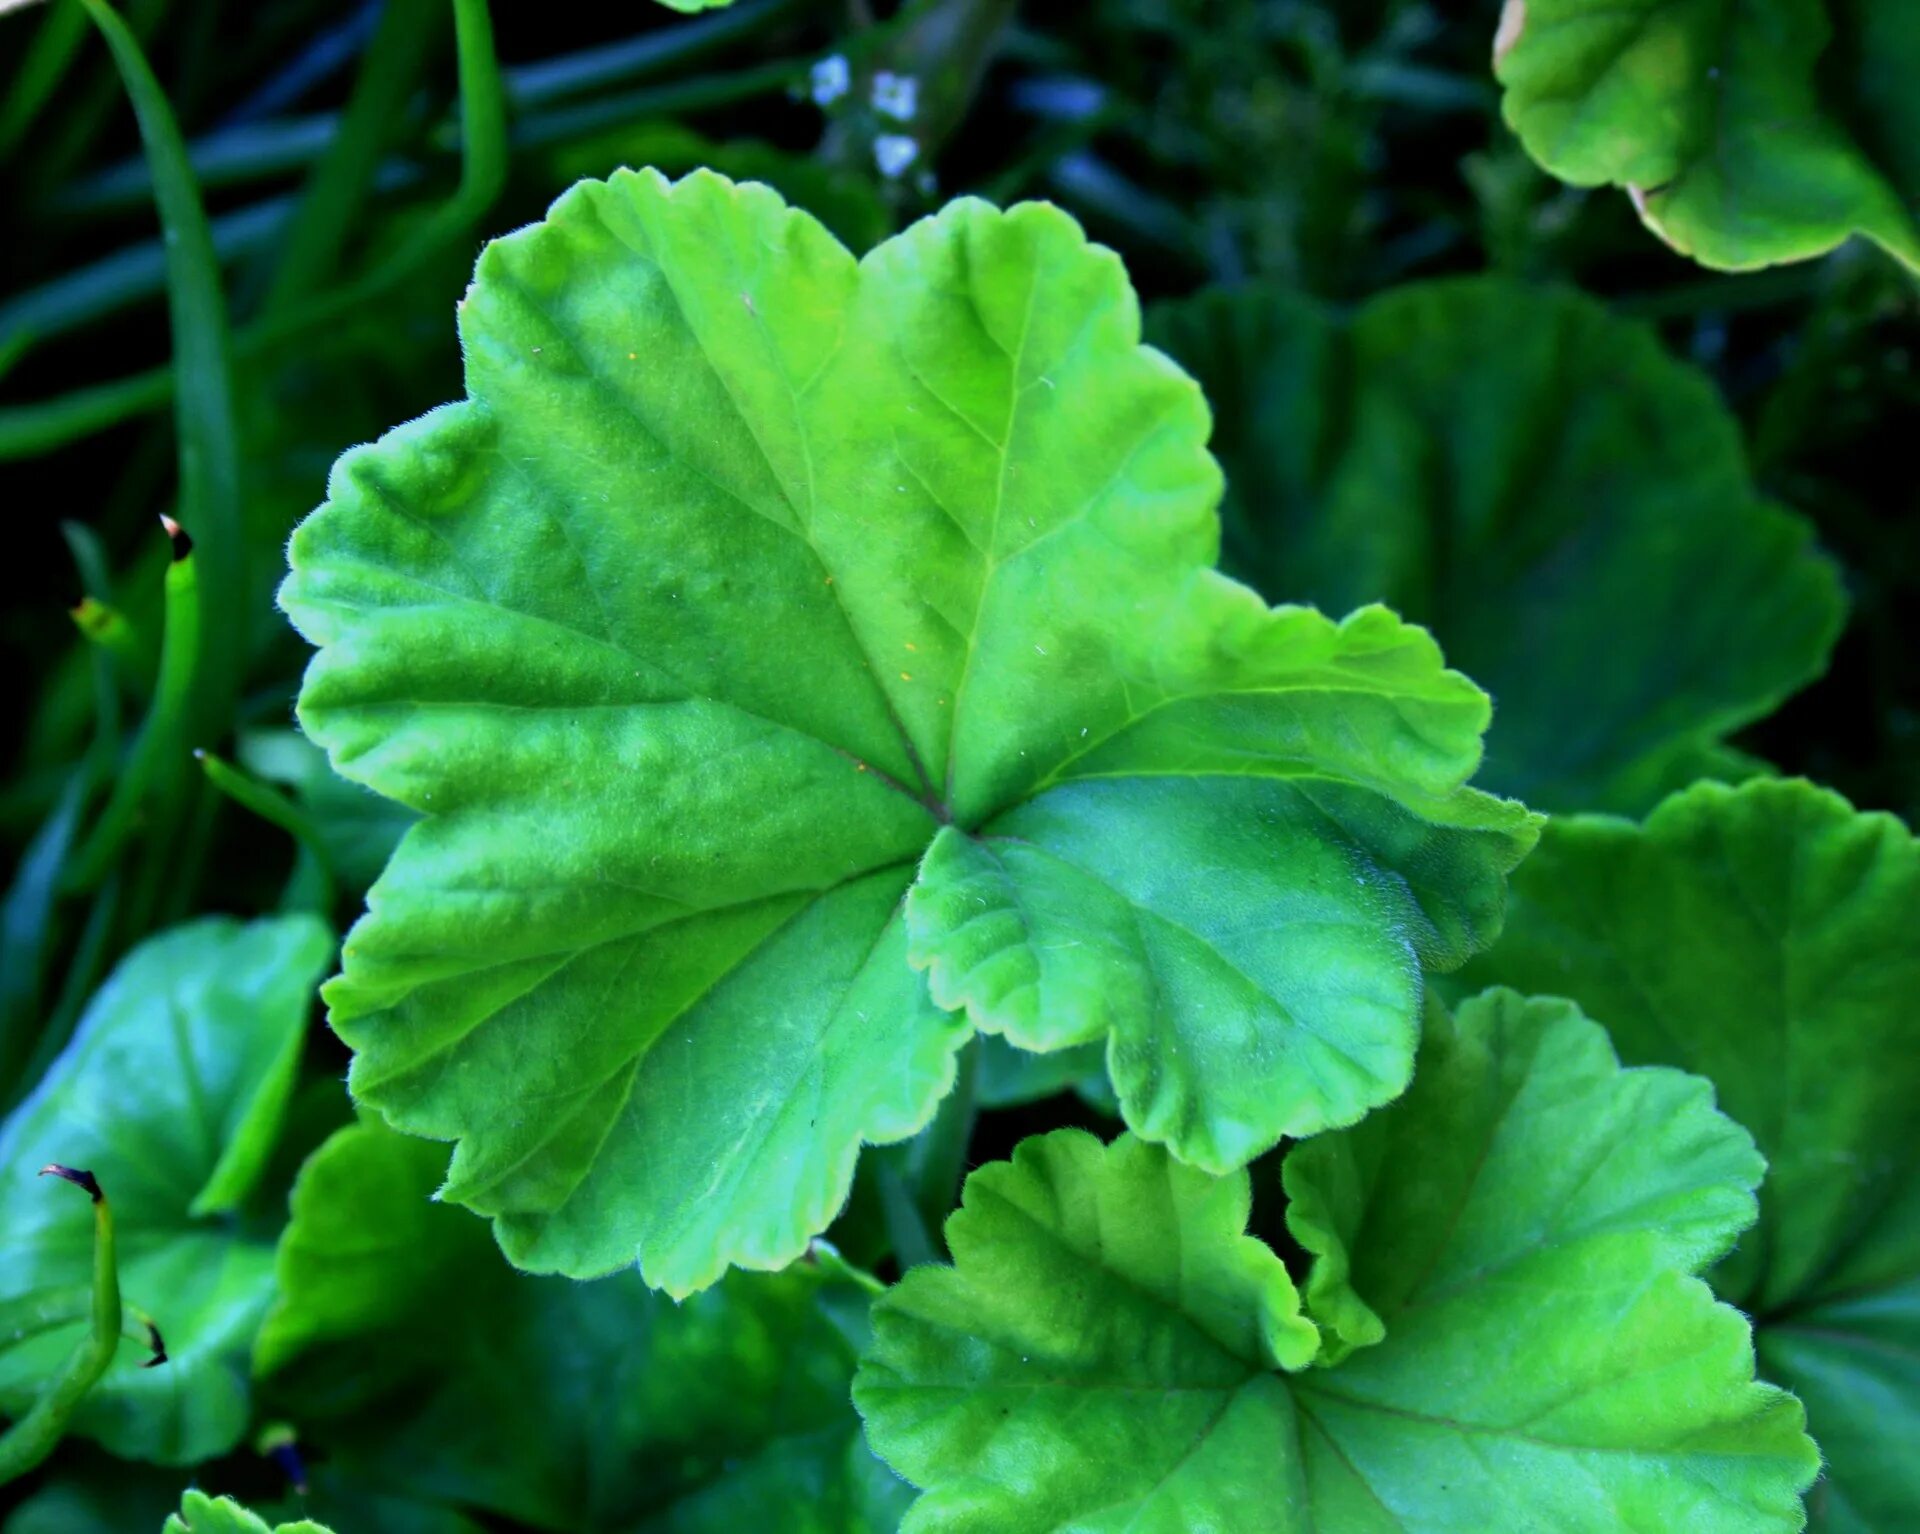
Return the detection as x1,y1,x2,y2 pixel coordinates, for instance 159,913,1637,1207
1493,0,1920,271
1149,278,1844,813
280,169,1535,1293
854,1130,1320,1530
1459,778,1920,1528
256,1116,910,1532
3,1452,182,1534
856,999,1818,1531
911,769,1531,1173
163,1492,330,1534
0,915,332,1465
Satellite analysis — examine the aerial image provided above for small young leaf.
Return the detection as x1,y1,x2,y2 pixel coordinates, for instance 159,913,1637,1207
164,1492,330,1534
1460,777,1920,1528
1150,278,1844,813
281,170,1535,1294
257,1117,910,1532
1493,0,1920,271
0,915,332,1466
856,998,1818,1531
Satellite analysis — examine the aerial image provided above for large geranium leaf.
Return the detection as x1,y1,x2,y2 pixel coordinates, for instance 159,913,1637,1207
280,168,1535,1292
1459,777,1920,1528
854,995,1817,1531
1149,277,1844,813
0,915,332,1465
1493,0,1920,270
255,1115,910,1532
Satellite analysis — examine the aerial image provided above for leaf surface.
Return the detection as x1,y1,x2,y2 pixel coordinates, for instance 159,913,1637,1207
1493,0,1920,270
281,169,1534,1290
1461,778,1920,1528
856,996,1818,1531
854,1130,1319,1532
1150,278,1843,812
256,1116,910,1532
164,1493,330,1534
0,915,332,1464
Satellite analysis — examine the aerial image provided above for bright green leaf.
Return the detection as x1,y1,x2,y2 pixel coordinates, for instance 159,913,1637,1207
1460,777,1920,1528
857,998,1817,1531
163,1492,329,1534
256,1116,910,1532
912,768,1531,1173
854,1130,1320,1531
0,915,332,1465
1493,0,1920,270
1149,278,1844,813
281,169,1535,1293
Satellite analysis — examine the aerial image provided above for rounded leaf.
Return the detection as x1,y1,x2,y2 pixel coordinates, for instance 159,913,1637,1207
1150,278,1844,812
281,170,1535,1291
1495,0,1920,270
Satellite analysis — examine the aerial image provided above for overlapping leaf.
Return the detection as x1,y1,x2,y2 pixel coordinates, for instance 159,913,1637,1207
0,915,332,1465
1461,778,1920,1528
1493,0,1920,270
855,994,1818,1531
256,1115,910,1532
1150,278,1844,812
281,168,1536,1293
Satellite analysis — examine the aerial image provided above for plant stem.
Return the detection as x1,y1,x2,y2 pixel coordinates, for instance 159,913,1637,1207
0,0,506,461
0,0,85,155
259,0,443,314
0,1169,126,1487
62,523,200,892
21,877,120,1099
77,0,243,745
196,749,336,913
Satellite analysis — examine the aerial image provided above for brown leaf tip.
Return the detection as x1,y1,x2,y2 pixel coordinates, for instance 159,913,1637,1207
38,1164,102,1202
158,513,194,562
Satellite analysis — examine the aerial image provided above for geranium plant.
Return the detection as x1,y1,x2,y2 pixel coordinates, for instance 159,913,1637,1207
1,1,1914,1529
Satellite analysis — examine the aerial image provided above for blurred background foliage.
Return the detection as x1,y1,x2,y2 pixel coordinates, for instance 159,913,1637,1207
0,0,1915,1520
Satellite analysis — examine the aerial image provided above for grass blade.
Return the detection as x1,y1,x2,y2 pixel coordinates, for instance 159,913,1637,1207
76,0,242,743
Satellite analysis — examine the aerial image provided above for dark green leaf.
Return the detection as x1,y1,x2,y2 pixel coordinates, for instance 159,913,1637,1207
256,1116,910,1532
1149,278,1844,812
0,916,332,1464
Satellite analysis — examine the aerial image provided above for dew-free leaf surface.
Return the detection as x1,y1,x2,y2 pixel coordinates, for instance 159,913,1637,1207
1150,278,1844,813
1461,778,1920,1529
256,1115,911,1532
1493,0,1920,271
281,168,1536,1293
164,1492,330,1534
855,995,1818,1531
0,915,332,1465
